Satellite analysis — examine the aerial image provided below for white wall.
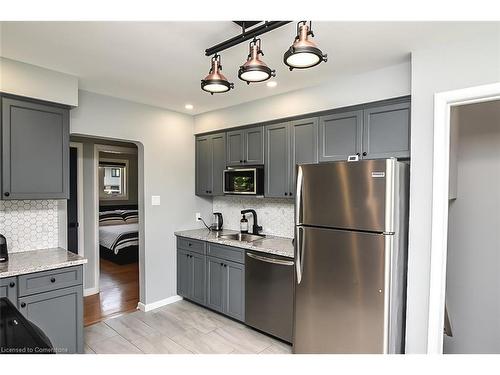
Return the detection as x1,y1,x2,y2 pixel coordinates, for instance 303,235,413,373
70,90,212,304
194,62,411,133
444,101,500,354
406,31,500,353
0,57,78,106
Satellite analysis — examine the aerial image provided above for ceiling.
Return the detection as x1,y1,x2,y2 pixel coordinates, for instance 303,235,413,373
1,21,498,115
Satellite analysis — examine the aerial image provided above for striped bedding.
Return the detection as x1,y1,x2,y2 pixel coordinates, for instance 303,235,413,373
99,223,139,255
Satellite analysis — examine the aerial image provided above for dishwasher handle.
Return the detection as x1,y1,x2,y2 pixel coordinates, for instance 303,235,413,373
246,252,294,266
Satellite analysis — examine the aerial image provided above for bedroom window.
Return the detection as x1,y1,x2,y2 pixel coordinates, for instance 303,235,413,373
99,158,129,200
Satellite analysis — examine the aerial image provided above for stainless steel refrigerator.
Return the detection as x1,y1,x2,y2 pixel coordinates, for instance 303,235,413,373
293,158,409,354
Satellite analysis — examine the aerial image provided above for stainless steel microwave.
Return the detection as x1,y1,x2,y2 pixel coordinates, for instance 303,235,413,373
223,166,264,195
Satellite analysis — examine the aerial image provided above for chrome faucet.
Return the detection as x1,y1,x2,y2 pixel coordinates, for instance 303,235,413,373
240,209,263,236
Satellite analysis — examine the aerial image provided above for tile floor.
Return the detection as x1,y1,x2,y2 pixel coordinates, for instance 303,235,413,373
84,299,292,354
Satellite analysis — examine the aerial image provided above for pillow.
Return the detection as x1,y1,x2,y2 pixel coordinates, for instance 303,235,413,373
99,210,125,226
122,210,139,224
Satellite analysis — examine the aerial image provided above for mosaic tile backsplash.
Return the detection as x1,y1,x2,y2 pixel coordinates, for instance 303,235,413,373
213,196,294,238
0,200,59,253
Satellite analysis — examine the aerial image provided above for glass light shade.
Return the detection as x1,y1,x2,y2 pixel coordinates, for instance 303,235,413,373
239,69,270,82
285,51,321,68
203,83,230,93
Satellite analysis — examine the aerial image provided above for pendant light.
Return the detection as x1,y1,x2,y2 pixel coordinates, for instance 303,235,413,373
283,21,327,70
201,54,234,95
238,38,276,84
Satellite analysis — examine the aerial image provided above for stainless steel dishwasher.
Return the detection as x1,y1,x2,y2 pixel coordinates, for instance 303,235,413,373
245,251,294,343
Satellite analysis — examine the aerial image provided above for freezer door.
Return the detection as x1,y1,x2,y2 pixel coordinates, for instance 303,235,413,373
296,159,392,232
293,226,387,354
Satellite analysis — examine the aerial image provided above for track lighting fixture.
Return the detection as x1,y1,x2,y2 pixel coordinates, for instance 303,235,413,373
238,38,276,84
284,21,327,70
201,54,234,95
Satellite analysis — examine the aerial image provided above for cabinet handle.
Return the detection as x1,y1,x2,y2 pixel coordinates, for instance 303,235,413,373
356,152,360,156
224,264,227,268
239,160,243,163
20,302,26,308
9,282,15,288
220,262,224,266
284,192,288,196
188,243,192,246
362,152,367,156
289,192,293,196
50,277,56,283
243,160,247,163
4,192,10,197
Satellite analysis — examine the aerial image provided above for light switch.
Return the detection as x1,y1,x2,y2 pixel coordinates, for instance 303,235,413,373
151,195,161,206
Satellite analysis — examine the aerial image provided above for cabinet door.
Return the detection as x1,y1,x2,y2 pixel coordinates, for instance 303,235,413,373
195,135,212,196
362,102,410,159
190,251,206,305
177,249,191,298
264,122,290,198
290,117,319,195
18,285,83,354
1,97,69,199
206,256,224,313
226,130,245,166
211,133,226,196
319,111,363,162
0,277,18,305
244,126,264,165
223,260,245,322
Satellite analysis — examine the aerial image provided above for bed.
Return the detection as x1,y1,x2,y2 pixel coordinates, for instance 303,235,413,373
99,205,139,264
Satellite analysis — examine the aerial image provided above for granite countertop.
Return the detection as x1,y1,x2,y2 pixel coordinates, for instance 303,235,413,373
0,248,87,278
174,229,295,258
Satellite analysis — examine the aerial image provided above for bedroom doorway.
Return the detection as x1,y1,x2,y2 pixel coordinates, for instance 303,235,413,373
70,136,141,326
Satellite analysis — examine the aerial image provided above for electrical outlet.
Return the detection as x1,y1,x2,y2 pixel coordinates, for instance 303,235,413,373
196,212,201,221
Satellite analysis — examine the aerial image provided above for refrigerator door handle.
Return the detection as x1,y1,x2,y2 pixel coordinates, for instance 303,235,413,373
295,165,304,226
295,226,305,284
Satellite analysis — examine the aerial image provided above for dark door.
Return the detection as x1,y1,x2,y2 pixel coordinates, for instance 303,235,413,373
244,126,264,164
211,133,226,196
226,130,245,166
67,147,78,254
195,136,212,196
290,117,319,194
177,249,191,298
206,256,224,313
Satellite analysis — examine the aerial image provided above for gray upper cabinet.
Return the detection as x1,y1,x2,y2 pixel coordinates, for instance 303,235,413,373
1,96,69,200
362,102,410,159
265,122,291,198
18,285,83,354
319,110,363,162
0,277,18,305
226,126,264,166
211,133,226,195
244,126,264,164
290,117,319,194
195,132,226,197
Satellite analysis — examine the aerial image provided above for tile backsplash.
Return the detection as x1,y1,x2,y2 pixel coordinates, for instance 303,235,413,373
213,196,294,238
0,200,59,253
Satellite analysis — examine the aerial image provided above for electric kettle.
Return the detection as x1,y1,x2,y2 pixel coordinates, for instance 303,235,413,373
211,212,223,231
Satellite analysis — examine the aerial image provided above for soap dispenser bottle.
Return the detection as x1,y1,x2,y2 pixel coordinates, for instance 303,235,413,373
240,214,248,234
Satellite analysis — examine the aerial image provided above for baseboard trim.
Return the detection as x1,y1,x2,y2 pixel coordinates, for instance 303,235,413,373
137,295,183,312
84,287,99,297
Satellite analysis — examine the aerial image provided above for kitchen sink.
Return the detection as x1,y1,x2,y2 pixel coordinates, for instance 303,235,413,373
218,233,264,242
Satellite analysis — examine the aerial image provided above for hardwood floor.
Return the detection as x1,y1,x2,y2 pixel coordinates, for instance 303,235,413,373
84,299,292,354
84,258,139,326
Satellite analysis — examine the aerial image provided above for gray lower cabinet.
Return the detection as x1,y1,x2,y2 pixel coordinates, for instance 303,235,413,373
176,237,245,322
18,285,83,354
1,96,69,200
362,102,410,159
206,256,225,313
195,132,226,197
0,277,18,305
176,248,206,305
226,126,264,166
319,110,363,162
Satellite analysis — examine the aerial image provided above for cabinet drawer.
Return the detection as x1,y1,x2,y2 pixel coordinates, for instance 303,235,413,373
18,266,83,297
0,277,18,304
177,237,205,255
208,243,244,264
